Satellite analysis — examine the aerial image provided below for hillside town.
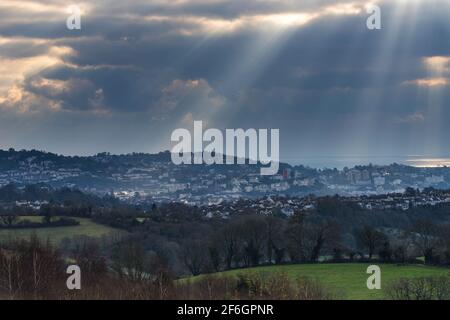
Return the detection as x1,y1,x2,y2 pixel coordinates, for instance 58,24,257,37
1,149,450,205
195,188,450,219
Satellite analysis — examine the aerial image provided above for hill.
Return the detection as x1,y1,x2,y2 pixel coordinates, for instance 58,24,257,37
189,263,450,300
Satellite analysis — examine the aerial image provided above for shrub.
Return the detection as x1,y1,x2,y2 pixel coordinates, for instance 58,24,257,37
386,276,450,300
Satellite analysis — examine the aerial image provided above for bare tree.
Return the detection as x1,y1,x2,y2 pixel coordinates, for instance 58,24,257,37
207,243,222,272
73,240,107,282
437,224,450,265
264,216,286,264
216,223,240,270
239,217,267,267
0,235,63,299
356,225,387,260
409,219,440,264
286,212,307,263
0,249,23,299
111,239,151,281
0,211,18,227
304,220,341,263
180,240,207,276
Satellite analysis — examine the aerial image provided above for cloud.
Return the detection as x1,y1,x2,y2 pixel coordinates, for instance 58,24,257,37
0,38,73,106
160,79,225,110
155,78,226,125
0,84,59,113
424,56,450,69
403,78,449,88
24,76,105,112
394,112,425,124
1,0,450,158
137,3,362,36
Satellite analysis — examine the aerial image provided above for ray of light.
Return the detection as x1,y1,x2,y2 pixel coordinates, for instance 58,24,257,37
345,0,427,160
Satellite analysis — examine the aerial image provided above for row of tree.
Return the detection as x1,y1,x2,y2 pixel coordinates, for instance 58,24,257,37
179,213,450,276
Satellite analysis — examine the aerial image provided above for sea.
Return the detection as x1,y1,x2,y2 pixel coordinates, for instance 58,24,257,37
283,156,450,170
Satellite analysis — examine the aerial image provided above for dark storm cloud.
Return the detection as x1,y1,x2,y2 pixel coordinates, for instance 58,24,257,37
0,40,51,58
21,62,166,113
2,1,447,110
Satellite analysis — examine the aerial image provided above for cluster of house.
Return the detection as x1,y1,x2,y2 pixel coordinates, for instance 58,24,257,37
198,189,450,219
11,200,49,210
349,192,450,211
199,196,317,219
2,155,450,206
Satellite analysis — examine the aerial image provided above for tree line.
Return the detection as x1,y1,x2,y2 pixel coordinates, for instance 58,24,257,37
178,213,450,276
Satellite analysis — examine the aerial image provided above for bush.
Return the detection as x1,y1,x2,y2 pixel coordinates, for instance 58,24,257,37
386,276,450,300
0,235,64,299
176,272,336,300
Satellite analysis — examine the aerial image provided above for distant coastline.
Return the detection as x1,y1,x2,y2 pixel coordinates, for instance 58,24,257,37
284,156,450,170
2,148,450,170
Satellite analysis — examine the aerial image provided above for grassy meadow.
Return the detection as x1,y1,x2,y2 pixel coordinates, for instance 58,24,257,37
188,263,450,300
0,216,123,245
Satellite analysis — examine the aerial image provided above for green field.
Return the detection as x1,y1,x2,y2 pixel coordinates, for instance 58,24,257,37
0,216,123,245
192,263,450,300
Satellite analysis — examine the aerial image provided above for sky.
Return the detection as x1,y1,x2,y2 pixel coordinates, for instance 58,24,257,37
0,0,449,167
